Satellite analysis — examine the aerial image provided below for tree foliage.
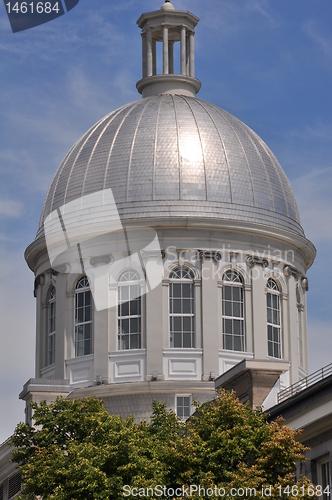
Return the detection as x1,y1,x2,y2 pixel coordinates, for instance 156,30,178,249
11,390,314,499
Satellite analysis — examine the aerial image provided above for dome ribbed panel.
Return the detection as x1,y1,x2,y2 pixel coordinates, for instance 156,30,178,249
189,100,232,204
82,109,123,198
248,131,288,217
221,111,274,211
103,103,141,204
50,132,90,214
127,99,158,202
154,95,180,200
175,96,206,201
209,106,254,206
65,116,111,205
37,95,305,239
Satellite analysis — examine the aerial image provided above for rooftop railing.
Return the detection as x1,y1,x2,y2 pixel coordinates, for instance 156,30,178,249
278,362,332,404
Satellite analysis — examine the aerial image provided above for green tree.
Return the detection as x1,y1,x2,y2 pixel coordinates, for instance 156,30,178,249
11,391,314,499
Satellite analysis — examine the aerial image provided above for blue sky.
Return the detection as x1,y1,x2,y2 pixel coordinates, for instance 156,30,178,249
1,0,332,443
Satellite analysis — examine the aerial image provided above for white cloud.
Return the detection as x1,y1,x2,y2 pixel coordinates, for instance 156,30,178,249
303,20,332,60
0,199,23,218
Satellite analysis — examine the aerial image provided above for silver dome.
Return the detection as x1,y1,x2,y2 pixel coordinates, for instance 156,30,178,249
38,94,304,238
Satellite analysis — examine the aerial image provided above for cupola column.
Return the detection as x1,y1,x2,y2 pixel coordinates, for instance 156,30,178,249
168,41,174,73
189,31,195,77
180,25,186,75
142,33,147,78
163,24,169,74
147,28,153,77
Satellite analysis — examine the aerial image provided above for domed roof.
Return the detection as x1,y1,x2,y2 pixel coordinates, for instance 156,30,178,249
37,94,304,239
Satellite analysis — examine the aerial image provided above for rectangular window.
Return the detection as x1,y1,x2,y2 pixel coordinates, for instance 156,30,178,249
318,457,331,500
176,395,192,419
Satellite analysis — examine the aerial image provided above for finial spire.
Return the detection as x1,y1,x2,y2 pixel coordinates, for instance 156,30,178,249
136,4,201,98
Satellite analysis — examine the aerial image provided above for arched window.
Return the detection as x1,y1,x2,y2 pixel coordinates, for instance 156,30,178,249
222,270,245,352
267,278,282,359
75,277,92,357
47,287,56,365
118,270,142,350
169,267,195,348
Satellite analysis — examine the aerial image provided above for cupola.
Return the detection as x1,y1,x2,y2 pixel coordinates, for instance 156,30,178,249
136,0,201,97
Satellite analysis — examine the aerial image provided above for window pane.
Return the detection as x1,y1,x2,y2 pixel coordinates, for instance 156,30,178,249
77,293,84,308
268,342,273,357
224,319,232,334
121,286,129,302
233,302,241,317
130,299,138,316
173,317,181,332
173,332,182,348
121,319,129,333
234,335,242,352
84,305,91,322
130,318,139,334
267,307,272,323
225,301,232,317
233,287,240,301
233,319,241,335
173,299,182,314
122,301,129,317
182,284,191,298
224,286,231,300
182,299,191,314
267,294,271,307
224,334,233,350
183,332,192,348
85,291,91,306
172,283,181,298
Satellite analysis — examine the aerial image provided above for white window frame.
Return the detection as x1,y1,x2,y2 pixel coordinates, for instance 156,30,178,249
266,278,282,359
317,456,331,500
222,270,245,352
117,269,142,350
47,287,56,366
169,266,195,349
74,276,93,357
175,394,192,420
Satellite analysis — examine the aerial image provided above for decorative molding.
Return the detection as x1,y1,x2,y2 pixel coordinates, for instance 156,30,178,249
66,290,75,298
90,254,113,267
196,249,222,263
246,255,268,268
34,274,45,297
301,276,309,291
297,303,305,312
141,250,163,261
283,265,299,280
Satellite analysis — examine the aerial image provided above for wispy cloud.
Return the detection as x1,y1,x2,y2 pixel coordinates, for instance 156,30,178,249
0,199,23,217
303,20,332,60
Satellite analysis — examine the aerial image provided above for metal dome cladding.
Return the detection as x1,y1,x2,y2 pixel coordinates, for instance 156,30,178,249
37,94,304,239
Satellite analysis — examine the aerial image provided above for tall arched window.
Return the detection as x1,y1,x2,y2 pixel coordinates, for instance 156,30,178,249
222,270,245,352
267,278,282,359
118,270,142,350
75,277,92,357
169,267,195,348
48,287,56,365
